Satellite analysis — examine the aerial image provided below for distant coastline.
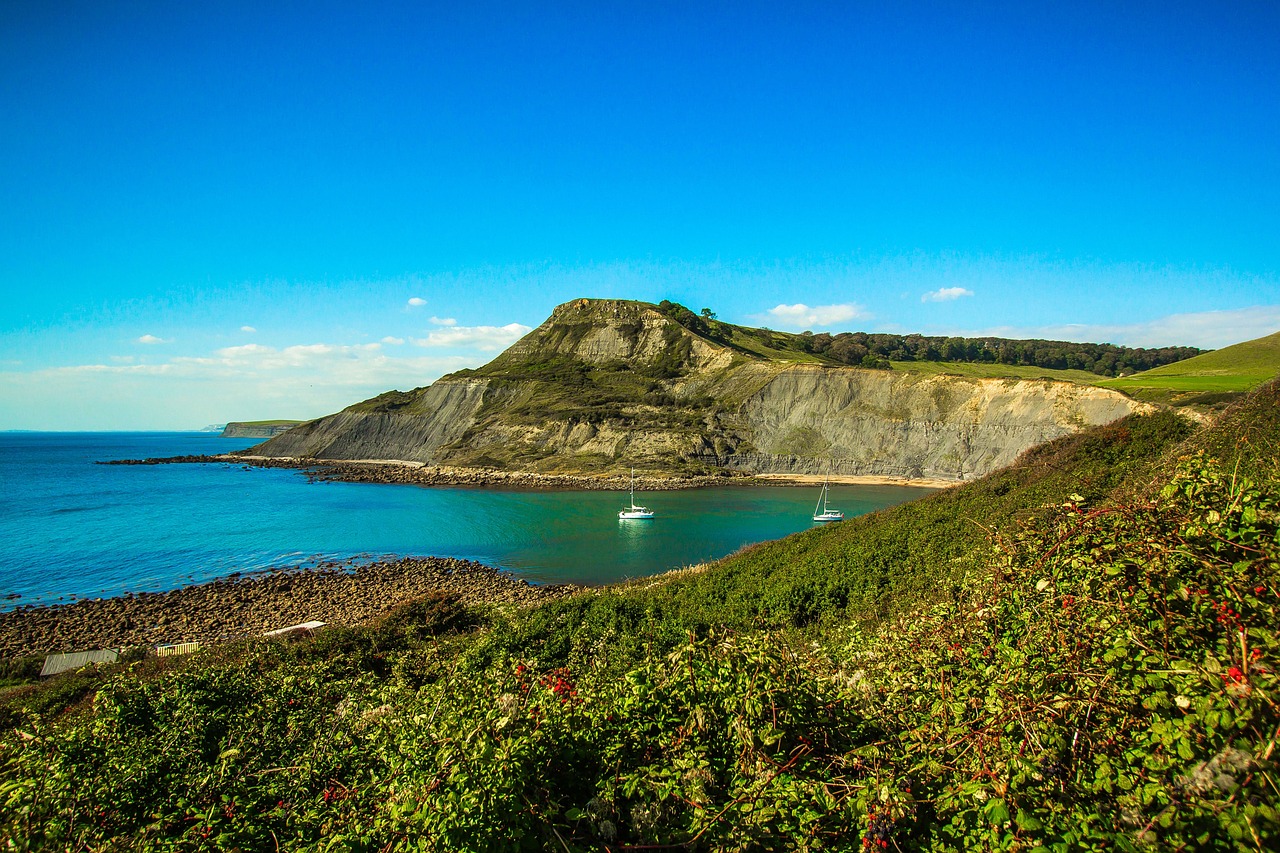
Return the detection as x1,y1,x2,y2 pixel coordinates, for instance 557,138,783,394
220,420,301,438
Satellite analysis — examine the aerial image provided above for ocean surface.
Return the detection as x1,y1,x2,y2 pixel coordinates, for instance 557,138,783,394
0,432,934,610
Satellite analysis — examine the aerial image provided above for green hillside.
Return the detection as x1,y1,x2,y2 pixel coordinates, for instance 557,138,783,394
887,359,1106,383
1101,329,1280,406
3,386,1278,850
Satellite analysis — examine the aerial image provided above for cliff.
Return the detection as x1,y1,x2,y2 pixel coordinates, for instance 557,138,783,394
222,421,302,439
252,299,1157,480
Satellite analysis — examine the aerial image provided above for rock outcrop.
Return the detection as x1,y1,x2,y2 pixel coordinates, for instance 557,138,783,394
250,299,1157,481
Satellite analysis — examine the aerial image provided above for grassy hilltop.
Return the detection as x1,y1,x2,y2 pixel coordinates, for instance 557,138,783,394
252,299,1204,478
3,365,1278,848
1101,330,1280,407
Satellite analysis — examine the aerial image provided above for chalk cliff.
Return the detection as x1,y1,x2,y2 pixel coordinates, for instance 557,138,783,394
253,299,1156,480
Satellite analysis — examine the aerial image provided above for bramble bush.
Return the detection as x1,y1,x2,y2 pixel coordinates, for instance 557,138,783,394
836,454,1278,850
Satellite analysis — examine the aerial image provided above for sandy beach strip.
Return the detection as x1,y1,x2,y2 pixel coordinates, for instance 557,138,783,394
751,473,957,489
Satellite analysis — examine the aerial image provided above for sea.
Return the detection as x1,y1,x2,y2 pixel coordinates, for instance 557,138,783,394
0,432,933,610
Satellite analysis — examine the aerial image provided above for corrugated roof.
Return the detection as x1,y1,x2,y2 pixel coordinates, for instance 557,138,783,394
40,649,119,677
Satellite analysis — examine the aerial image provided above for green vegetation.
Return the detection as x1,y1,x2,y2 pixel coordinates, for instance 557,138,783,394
4,378,1279,849
226,420,304,427
887,360,1107,384
1101,331,1280,407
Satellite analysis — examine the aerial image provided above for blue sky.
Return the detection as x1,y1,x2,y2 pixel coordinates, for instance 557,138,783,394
2,1,1278,429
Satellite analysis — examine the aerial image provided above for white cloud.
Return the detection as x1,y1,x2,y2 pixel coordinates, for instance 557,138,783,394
963,305,1280,349
206,342,391,371
381,336,405,345
406,296,427,307
0,339,480,429
240,325,257,333
411,323,532,351
922,287,974,303
137,334,170,345
762,303,869,330
216,343,274,358
429,316,457,327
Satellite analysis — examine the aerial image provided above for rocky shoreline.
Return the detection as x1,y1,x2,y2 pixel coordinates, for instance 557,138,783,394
0,557,577,659
99,453,956,489
99,454,750,490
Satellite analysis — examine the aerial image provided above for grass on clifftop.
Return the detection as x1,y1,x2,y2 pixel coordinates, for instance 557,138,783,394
887,360,1107,384
3,385,1278,851
1100,329,1280,405
225,419,304,427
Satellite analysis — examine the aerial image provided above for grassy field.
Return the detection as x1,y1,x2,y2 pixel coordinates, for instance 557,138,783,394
887,359,1106,383
1102,329,1280,395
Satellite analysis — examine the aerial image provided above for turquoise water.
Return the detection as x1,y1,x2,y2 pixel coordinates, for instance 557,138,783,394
0,432,933,609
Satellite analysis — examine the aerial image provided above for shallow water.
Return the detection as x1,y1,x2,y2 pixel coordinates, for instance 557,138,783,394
0,432,933,609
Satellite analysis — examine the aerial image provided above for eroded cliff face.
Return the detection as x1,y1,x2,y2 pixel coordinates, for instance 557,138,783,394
722,365,1152,479
251,380,490,462
251,299,1157,480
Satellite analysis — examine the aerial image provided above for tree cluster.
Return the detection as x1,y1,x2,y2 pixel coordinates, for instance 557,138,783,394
800,332,1199,376
655,300,1200,377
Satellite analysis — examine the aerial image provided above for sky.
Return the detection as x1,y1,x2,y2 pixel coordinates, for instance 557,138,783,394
2,1,1278,429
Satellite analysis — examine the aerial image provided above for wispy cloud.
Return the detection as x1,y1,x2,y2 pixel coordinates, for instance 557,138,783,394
381,336,405,345
39,342,468,386
411,323,532,351
137,334,170,345
0,342,477,429
406,296,427,307
240,325,257,333
429,316,457,327
963,305,1280,349
922,287,974,303
761,303,869,330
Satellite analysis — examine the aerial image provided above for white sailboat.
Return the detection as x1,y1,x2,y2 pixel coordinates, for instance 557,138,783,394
618,469,655,519
813,475,844,522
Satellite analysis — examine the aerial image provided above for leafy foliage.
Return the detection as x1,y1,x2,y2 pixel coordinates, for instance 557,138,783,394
835,454,1279,850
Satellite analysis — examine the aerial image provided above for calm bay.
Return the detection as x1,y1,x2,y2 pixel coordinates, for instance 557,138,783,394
0,432,933,610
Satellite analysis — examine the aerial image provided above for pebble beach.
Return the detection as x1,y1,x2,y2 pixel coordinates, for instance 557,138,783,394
0,556,577,659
